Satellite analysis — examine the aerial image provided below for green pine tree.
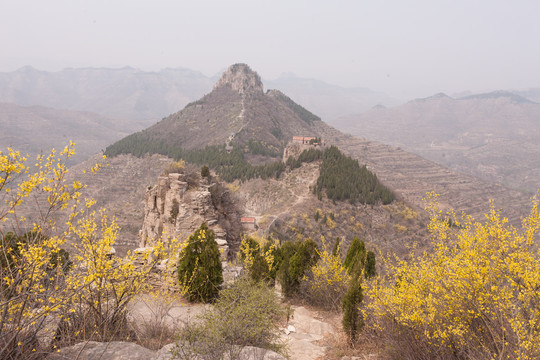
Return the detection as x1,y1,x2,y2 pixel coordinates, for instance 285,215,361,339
177,223,223,303
342,277,364,344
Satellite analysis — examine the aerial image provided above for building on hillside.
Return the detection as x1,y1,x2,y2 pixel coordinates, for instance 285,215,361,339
241,217,257,231
292,136,325,146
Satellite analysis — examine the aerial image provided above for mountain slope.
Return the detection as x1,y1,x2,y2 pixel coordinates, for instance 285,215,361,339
266,75,399,122
105,64,324,160
101,65,528,245
0,102,137,163
331,92,540,192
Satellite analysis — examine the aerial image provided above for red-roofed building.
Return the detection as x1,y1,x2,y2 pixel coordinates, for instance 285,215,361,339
241,217,257,231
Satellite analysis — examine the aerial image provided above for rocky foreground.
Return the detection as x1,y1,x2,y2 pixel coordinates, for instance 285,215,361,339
46,296,349,360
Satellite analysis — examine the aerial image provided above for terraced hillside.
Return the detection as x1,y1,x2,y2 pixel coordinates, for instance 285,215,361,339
331,92,540,193
314,124,531,225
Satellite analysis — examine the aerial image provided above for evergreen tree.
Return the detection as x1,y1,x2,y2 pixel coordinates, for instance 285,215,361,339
277,239,319,297
201,165,210,178
342,277,364,344
344,237,366,271
177,223,223,303
364,251,377,279
332,237,341,257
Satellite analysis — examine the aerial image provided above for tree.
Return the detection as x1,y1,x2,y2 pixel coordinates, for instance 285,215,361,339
201,165,210,178
364,251,376,279
344,237,366,271
342,277,363,345
239,235,281,284
331,237,341,257
277,238,319,297
177,223,223,303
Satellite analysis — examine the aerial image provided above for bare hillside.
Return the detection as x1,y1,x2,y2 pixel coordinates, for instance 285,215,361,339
331,92,540,192
0,102,137,164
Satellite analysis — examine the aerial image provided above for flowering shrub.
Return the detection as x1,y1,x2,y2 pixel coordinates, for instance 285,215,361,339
0,144,155,358
301,237,350,310
367,193,540,360
238,234,280,283
55,210,157,346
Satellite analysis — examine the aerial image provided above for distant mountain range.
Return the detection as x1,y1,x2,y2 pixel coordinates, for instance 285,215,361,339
0,66,213,122
0,63,535,233
0,102,138,164
331,91,540,192
0,66,396,124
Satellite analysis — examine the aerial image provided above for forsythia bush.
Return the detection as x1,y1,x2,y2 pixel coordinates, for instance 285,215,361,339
0,144,155,359
367,193,540,360
55,210,157,346
301,237,350,310
238,235,280,283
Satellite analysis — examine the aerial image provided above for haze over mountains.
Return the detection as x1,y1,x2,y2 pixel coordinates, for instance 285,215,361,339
0,63,538,231
0,102,133,164
0,66,396,123
97,64,530,246
332,91,540,193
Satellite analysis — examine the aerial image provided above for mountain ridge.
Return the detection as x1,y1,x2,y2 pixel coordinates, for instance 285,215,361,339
331,92,540,192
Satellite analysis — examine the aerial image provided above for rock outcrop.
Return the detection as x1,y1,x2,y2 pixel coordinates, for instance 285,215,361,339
47,341,287,360
46,341,156,360
139,172,240,260
214,63,264,95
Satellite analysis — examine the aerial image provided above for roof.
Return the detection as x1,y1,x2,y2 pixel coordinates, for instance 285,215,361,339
241,217,256,223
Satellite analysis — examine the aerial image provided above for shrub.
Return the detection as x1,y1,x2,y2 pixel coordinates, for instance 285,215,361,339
367,193,540,360
0,144,151,358
173,276,286,359
177,223,223,303
162,159,185,175
301,237,350,310
169,198,179,224
238,235,280,283
0,231,72,299
54,210,157,347
0,144,82,359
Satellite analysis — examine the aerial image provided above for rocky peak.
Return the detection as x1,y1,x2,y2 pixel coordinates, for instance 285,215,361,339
214,63,263,95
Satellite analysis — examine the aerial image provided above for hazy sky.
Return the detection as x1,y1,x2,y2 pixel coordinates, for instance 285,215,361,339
1,0,539,99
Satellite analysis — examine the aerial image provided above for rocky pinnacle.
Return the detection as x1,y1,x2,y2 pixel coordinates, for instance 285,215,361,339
213,63,264,95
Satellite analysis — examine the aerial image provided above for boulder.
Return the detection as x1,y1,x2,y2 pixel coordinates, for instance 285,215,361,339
46,341,156,360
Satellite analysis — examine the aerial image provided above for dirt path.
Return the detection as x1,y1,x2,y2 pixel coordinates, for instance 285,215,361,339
258,164,319,235
281,305,335,360
128,296,336,359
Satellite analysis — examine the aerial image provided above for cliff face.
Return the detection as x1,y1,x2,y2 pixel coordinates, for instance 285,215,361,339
139,172,241,260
